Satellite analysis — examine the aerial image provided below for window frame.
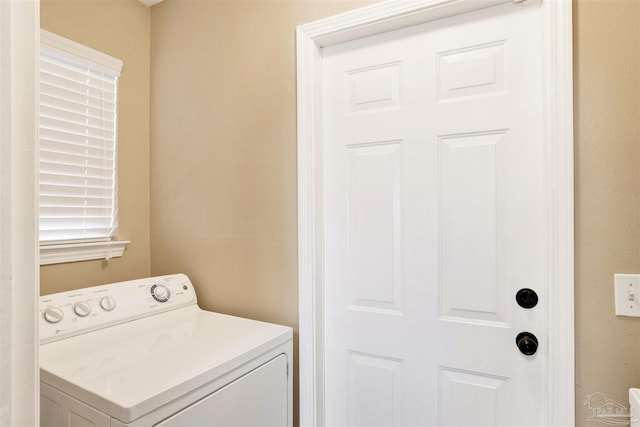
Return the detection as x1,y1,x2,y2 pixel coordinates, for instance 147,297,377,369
39,30,129,265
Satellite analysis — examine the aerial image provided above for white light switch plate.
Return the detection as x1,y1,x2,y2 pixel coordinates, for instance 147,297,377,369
614,274,640,317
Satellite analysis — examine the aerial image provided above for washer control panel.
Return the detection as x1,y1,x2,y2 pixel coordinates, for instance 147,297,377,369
39,274,197,344
150,283,170,302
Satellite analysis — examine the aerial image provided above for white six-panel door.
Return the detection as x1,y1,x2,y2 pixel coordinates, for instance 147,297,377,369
323,3,545,426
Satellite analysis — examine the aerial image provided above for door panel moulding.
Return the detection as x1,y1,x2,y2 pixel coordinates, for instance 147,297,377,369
296,0,574,426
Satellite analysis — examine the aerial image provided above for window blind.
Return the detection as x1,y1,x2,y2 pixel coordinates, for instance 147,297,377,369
39,31,123,245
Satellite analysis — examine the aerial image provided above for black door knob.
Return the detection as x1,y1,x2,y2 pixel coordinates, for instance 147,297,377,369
515,288,538,309
516,332,538,356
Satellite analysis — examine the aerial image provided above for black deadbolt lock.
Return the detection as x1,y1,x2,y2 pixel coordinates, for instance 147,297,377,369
515,288,538,309
516,332,538,356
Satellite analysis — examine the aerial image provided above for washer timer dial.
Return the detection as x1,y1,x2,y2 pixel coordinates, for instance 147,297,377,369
150,284,170,303
100,296,116,311
43,307,64,324
73,301,92,317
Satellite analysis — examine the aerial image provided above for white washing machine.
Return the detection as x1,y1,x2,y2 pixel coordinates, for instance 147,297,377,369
39,274,293,427
631,388,640,427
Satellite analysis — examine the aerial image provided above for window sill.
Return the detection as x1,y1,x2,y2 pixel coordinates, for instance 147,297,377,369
40,240,130,266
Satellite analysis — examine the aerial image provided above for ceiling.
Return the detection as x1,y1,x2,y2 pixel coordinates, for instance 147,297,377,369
138,0,163,7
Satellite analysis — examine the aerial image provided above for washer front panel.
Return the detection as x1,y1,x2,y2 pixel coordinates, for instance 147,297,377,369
40,305,293,423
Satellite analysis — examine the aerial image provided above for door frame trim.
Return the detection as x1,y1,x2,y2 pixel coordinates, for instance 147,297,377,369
0,0,40,424
296,1,574,425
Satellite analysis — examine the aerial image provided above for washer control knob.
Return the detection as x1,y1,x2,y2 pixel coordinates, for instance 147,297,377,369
151,284,170,302
99,296,116,311
73,301,92,317
43,307,64,324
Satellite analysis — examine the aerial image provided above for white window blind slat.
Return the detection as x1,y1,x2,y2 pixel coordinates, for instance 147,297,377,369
40,176,115,188
40,102,116,124
40,54,117,84
41,94,115,120
40,197,110,208
39,214,116,228
40,117,115,140
40,183,114,197
41,148,115,164
40,229,116,242
41,129,115,148
40,106,116,131
41,146,115,161
40,61,118,93
40,160,115,176
39,31,122,245
41,214,114,223
40,73,117,99
40,138,115,155
40,82,117,108
41,83,117,109
41,54,118,81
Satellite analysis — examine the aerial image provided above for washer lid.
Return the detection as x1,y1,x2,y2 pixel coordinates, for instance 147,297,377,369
39,305,292,423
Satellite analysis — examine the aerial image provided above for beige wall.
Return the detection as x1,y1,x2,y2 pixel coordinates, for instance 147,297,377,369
149,1,373,423
150,0,373,322
40,0,152,294
574,0,640,424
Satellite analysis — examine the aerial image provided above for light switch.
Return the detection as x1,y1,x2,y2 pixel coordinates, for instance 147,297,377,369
614,274,640,317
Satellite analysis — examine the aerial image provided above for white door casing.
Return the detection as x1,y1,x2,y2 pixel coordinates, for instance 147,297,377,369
297,0,574,426
0,0,40,425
